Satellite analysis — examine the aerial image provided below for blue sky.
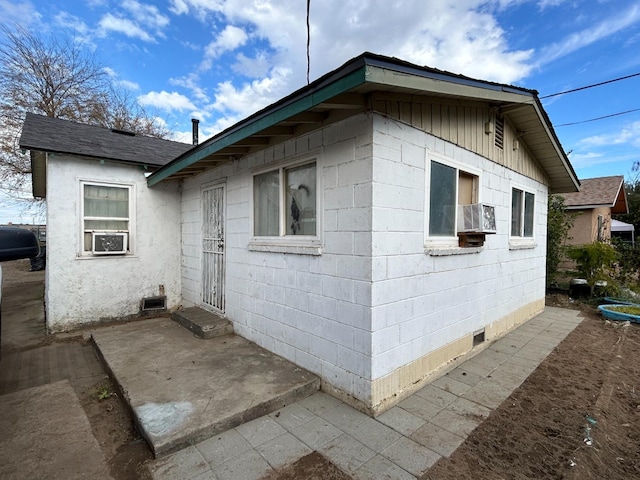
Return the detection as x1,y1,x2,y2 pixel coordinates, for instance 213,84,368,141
1,0,640,223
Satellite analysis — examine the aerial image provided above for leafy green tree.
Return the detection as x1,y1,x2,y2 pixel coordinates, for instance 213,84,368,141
546,194,575,287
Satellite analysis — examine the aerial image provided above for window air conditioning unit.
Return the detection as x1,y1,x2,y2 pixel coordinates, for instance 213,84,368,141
92,232,128,255
458,203,496,234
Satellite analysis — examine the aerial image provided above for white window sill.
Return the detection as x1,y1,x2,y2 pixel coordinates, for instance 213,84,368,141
77,253,136,259
249,240,322,256
425,246,483,256
509,240,537,250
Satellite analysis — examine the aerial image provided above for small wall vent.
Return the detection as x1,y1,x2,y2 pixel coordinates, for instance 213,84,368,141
473,329,485,347
494,115,504,150
141,296,167,312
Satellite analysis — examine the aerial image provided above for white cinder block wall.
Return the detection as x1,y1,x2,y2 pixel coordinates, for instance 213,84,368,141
46,155,182,332
369,115,547,402
180,112,548,411
181,114,376,403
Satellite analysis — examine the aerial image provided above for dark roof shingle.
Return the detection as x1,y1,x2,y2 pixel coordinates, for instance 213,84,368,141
19,113,192,167
562,176,626,211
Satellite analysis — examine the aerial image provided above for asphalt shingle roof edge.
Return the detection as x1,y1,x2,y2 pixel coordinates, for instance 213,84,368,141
19,113,192,167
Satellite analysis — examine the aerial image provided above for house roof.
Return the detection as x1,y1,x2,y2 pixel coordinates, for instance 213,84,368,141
148,52,579,194
562,176,628,214
19,113,192,167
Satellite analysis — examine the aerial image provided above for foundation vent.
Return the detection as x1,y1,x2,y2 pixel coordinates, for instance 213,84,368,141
141,296,167,312
473,329,485,347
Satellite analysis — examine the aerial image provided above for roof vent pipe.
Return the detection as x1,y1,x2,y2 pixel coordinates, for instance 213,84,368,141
191,118,199,146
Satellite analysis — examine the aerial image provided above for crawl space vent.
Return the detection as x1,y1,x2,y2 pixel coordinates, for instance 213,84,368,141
141,296,166,312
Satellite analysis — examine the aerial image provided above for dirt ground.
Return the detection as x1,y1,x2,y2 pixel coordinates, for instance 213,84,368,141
423,295,640,480
0,260,152,480
3,259,640,479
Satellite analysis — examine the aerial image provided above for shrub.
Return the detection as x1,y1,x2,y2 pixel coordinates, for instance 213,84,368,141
567,242,619,294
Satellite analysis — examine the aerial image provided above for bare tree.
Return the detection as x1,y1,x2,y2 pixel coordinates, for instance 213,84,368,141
0,24,170,195
94,86,172,139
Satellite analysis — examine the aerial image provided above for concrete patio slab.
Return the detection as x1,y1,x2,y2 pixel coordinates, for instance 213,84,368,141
148,307,586,480
92,318,320,456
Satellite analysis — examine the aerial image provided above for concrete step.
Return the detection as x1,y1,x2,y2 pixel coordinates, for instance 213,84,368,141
171,307,233,339
92,318,320,457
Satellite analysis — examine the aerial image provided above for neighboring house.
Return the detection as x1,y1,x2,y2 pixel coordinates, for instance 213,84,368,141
21,52,579,415
561,176,628,245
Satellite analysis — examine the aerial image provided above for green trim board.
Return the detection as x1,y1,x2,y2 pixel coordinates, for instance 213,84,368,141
147,68,368,186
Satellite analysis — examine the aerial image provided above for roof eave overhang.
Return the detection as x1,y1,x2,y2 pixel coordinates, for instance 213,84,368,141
147,65,368,187
566,204,613,210
148,54,580,193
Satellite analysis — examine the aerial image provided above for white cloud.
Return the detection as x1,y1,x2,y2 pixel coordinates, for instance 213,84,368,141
580,121,640,148
138,91,197,112
122,0,169,30
53,11,90,38
211,65,292,118
0,0,41,26
99,13,154,41
170,73,210,102
104,67,140,90
97,1,169,42
165,0,540,138
232,52,271,78
200,25,249,71
536,3,640,66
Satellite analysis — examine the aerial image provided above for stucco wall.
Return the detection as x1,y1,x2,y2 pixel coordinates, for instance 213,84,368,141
181,112,548,411
45,154,182,332
566,207,612,246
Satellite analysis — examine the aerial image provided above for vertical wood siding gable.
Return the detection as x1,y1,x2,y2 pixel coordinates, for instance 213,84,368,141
372,96,549,185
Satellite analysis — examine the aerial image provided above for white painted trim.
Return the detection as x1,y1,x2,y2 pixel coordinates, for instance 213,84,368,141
249,153,323,252
78,178,135,257
424,151,483,248
509,182,536,241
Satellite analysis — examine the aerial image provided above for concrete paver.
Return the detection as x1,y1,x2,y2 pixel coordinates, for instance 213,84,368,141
255,432,313,469
352,454,417,480
149,307,584,480
319,434,376,474
410,422,465,457
379,437,442,477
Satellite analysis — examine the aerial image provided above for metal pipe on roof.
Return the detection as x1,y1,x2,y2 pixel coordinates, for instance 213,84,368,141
192,119,200,146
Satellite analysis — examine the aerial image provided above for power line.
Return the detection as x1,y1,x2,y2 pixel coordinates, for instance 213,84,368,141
540,72,640,99
555,107,640,127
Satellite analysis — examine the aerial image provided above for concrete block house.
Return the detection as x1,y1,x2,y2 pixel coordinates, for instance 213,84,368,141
21,53,579,414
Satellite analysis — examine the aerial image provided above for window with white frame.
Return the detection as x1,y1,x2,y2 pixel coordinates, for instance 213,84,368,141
253,161,317,237
427,158,479,241
511,187,535,238
81,182,132,254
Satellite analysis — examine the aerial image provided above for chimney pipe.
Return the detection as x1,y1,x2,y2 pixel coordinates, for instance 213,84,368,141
191,118,199,146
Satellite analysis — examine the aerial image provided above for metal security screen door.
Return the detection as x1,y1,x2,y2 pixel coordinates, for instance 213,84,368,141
202,184,225,313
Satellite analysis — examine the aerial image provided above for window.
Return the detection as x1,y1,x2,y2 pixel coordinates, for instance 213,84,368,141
511,187,534,237
427,158,479,241
81,182,132,254
253,161,317,237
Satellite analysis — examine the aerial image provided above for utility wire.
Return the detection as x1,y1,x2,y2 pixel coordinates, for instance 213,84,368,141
555,107,640,127
306,0,311,85
540,72,640,99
